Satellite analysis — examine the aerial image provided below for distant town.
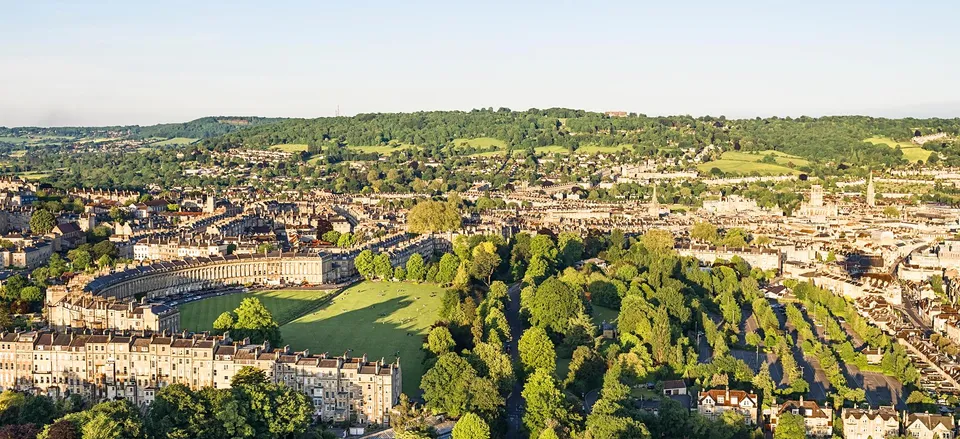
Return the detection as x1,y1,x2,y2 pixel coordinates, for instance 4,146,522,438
1,111,960,439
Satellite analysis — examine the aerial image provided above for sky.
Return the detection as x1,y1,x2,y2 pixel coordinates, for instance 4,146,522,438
1,0,959,127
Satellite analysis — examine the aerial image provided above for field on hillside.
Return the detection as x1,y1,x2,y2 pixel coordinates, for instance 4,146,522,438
452,137,506,149
269,143,309,152
697,150,804,176
281,281,444,396
151,137,199,146
864,136,932,162
179,289,336,332
348,144,416,154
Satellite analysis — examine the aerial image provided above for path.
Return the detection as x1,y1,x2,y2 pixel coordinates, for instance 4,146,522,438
506,282,524,439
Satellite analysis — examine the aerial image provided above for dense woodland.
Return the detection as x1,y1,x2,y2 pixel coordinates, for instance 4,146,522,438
0,116,284,143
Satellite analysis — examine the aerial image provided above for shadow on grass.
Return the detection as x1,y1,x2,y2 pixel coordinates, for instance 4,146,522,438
281,295,435,397
180,290,336,332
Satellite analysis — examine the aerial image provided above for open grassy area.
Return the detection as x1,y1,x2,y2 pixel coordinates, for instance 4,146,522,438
8,150,26,158
534,145,570,154
179,289,337,332
348,144,417,154
591,305,618,326
697,150,803,176
152,137,199,146
269,143,309,152
281,281,445,396
17,171,51,181
865,136,932,162
452,137,506,149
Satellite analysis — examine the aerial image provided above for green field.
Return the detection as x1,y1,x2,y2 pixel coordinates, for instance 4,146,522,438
452,137,506,149
269,143,309,152
865,136,932,162
281,281,444,396
592,305,618,326
348,144,417,154
697,150,804,176
151,137,199,146
8,150,26,158
179,289,336,332
17,171,51,181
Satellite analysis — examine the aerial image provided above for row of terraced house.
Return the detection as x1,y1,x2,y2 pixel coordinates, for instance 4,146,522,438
0,330,400,426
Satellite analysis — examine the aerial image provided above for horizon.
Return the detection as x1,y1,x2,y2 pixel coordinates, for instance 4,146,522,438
3,0,960,126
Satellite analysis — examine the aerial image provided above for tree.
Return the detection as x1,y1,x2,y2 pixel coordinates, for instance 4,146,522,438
641,229,674,255
231,366,268,387
92,240,118,259
883,206,900,218
336,232,354,248
408,200,462,234
83,413,122,439
773,412,806,439
213,312,235,333
426,326,456,356
420,353,503,418
30,209,56,235
564,346,605,395
355,250,375,280
690,221,718,244
524,277,583,334
452,412,490,439
470,342,515,393
469,246,500,285
146,384,209,439
557,232,584,268
232,298,281,345
19,285,42,303
436,253,460,285
406,253,426,282
522,369,567,438
519,327,556,375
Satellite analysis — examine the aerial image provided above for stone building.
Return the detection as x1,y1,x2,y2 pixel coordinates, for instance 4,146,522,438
696,388,759,425
0,330,401,426
769,398,833,437
47,295,180,333
840,406,899,439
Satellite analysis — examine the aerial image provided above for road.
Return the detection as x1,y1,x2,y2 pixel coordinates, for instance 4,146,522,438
505,283,524,439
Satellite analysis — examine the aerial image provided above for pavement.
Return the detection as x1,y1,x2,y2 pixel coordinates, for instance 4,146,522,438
505,283,524,439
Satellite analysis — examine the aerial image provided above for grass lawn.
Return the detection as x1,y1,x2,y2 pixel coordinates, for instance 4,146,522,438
281,281,445,397
269,143,309,152
575,144,632,154
696,150,802,176
452,137,506,149
179,289,337,332
534,145,570,154
17,171,50,181
348,144,417,154
8,150,26,158
592,305,618,326
865,136,932,162
152,137,199,146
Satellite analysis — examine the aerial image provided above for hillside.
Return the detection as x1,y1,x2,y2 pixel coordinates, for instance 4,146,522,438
201,109,960,167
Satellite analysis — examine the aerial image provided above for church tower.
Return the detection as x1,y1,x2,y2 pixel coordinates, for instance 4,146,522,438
866,173,876,207
648,185,660,216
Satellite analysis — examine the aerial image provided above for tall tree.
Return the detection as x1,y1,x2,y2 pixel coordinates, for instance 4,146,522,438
451,413,490,439
519,327,557,375
30,209,56,235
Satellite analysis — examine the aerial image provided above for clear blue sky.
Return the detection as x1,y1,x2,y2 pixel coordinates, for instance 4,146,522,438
2,0,958,126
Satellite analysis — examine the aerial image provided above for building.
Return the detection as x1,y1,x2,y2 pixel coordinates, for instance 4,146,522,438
905,412,955,439
769,398,833,437
0,330,401,426
133,238,229,261
662,380,687,396
697,388,759,425
840,406,899,439
47,294,180,333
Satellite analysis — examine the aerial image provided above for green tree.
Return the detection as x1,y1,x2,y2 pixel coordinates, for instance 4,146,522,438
773,412,806,439
690,221,718,244
373,253,393,280
408,200,462,233
355,250,375,280
524,277,584,334
452,412,490,439
469,246,500,285
406,253,426,282
232,298,281,345
146,384,209,439
213,312,235,333
557,232,584,268
420,353,503,418
640,229,674,255
519,327,557,375
522,369,568,438
231,366,269,387
30,209,56,235
19,285,42,303
436,253,460,285
426,326,456,356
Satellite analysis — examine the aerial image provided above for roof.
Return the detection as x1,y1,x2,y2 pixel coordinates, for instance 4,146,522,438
55,222,82,234
778,400,830,419
908,413,955,431
698,388,757,407
663,379,687,389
